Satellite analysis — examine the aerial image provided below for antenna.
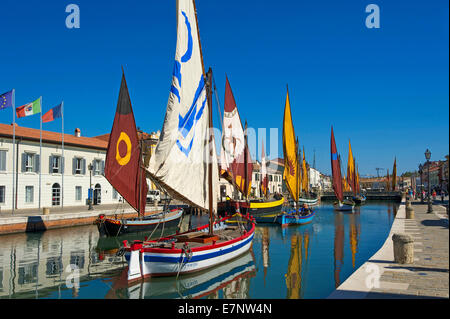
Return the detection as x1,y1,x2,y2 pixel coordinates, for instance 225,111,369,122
375,168,385,178
313,149,316,169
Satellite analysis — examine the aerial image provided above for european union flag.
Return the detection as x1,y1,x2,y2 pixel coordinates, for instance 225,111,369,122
0,90,13,111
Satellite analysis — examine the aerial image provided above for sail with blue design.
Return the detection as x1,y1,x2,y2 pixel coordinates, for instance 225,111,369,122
147,0,218,212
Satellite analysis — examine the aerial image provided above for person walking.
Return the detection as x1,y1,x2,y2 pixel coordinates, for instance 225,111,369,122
441,189,445,203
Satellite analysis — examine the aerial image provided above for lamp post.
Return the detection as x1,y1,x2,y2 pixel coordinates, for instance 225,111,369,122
419,164,423,203
88,163,93,210
425,149,432,213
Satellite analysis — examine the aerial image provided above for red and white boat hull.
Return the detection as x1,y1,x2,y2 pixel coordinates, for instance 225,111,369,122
124,217,255,282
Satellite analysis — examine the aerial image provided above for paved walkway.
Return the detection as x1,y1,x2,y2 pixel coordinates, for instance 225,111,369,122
0,203,137,219
329,198,449,299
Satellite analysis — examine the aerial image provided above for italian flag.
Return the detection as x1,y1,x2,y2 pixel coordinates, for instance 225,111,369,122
16,97,41,118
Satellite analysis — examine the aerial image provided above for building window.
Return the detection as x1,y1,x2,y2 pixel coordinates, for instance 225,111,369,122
52,183,61,206
0,150,6,172
93,160,104,176
51,156,60,173
0,186,5,203
112,188,118,200
75,186,82,201
22,153,39,173
25,186,34,203
74,157,85,175
25,153,34,172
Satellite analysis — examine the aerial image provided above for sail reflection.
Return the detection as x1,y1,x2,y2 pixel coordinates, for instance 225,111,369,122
333,213,344,288
285,231,311,299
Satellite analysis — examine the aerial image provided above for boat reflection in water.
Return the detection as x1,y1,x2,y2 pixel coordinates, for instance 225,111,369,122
107,250,256,299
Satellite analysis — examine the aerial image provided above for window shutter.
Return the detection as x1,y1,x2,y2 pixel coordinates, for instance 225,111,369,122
49,156,53,173
101,160,105,175
82,159,86,175
72,157,76,175
21,153,26,172
34,154,40,173
61,156,65,174
0,150,6,171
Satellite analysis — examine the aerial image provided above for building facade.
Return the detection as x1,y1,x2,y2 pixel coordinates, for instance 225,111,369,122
0,123,122,211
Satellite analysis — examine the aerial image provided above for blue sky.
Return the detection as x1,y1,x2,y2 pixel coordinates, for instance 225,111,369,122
0,0,448,176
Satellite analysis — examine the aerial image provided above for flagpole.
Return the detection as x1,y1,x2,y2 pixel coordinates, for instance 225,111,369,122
12,89,15,214
61,101,64,210
39,96,42,211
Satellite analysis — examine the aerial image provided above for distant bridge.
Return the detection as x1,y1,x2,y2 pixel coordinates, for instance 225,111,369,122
320,191,402,202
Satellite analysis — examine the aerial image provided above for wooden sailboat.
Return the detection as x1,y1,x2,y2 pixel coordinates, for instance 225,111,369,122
217,77,284,218
347,140,365,205
278,87,315,226
121,0,255,282
331,127,354,211
298,147,318,205
95,70,183,237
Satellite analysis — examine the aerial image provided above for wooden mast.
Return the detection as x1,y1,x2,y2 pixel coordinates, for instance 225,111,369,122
193,0,214,236
207,68,214,236
244,120,249,202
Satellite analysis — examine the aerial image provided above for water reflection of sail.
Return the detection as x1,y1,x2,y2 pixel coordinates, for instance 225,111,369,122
333,213,344,288
262,227,270,286
285,235,301,299
348,214,360,269
112,251,256,299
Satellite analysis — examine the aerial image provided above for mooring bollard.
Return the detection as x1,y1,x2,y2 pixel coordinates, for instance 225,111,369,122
405,205,415,219
43,207,50,215
392,233,414,264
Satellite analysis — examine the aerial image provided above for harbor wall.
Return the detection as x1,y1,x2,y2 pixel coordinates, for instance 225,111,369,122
0,207,163,235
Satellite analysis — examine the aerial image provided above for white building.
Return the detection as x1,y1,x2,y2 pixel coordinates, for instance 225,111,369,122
308,167,322,191
218,162,283,201
0,123,122,211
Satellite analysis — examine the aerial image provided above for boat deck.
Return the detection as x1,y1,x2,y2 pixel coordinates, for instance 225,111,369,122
142,225,249,250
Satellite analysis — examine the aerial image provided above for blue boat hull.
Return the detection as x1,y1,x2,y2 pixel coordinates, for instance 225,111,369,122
276,211,315,226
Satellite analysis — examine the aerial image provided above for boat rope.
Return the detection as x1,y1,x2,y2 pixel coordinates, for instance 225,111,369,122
176,242,193,280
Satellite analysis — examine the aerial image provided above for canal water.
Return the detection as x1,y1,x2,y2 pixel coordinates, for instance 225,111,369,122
0,202,398,299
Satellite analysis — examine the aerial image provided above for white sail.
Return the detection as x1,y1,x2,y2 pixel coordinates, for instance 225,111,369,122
147,0,218,212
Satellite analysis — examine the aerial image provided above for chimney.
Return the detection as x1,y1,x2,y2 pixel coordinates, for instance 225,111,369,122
75,128,81,137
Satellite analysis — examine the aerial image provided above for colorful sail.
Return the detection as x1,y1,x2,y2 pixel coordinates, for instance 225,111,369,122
355,164,361,194
302,146,309,194
347,140,355,194
260,139,268,198
330,127,343,202
219,77,252,197
104,71,148,214
147,0,218,212
392,157,397,191
283,88,299,202
386,169,390,191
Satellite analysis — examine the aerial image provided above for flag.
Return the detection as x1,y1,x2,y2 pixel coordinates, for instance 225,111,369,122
283,88,299,202
16,98,41,118
0,90,13,110
104,71,147,214
42,103,62,123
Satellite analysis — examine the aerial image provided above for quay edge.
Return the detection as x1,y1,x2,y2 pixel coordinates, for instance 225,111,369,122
0,207,163,235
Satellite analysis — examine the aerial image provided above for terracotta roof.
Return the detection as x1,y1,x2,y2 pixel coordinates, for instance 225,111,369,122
0,123,108,150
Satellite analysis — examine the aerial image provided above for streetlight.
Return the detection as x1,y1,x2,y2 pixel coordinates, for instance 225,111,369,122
88,163,93,210
425,149,432,213
418,164,423,203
